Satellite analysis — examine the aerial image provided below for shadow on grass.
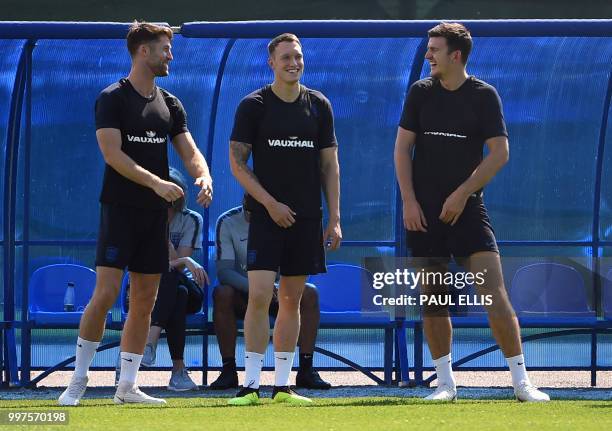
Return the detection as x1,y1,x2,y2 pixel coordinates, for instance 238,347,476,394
306,399,501,407
8,397,593,410
585,404,612,409
193,398,501,408
0,401,115,409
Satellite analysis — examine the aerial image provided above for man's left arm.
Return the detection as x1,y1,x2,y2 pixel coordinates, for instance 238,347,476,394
439,136,509,225
320,146,342,250
172,132,213,208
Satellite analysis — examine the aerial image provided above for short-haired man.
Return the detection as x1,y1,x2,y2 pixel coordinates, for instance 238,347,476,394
228,33,341,405
59,21,213,406
394,22,549,402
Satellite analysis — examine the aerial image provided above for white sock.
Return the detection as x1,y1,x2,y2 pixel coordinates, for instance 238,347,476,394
433,353,456,388
507,354,530,387
244,351,264,389
74,337,100,379
274,351,295,387
118,352,143,386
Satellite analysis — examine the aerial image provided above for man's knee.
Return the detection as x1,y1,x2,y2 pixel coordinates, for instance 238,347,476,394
128,286,158,314
301,283,319,309
248,286,274,310
213,284,236,309
278,289,304,311
89,284,119,313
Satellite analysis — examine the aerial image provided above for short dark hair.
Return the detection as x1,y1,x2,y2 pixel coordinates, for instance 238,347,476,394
427,22,472,64
169,167,187,211
267,33,301,57
126,21,173,57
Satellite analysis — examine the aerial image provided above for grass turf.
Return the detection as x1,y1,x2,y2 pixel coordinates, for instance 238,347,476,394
0,397,611,430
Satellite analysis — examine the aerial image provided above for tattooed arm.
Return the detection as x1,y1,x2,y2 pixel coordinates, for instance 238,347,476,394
229,140,296,228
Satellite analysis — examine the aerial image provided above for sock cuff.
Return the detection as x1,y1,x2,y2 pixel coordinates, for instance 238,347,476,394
274,351,294,358
120,351,143,361
245,351,264,362
506,354,525,365
77,337,100,348
433,353,452,367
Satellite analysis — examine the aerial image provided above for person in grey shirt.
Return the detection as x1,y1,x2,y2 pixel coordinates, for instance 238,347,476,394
211,196,331,389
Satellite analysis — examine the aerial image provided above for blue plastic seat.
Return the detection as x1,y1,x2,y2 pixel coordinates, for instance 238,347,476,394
510,262,596,326
28,264,111,326
308,264,396,384
308,264,391,326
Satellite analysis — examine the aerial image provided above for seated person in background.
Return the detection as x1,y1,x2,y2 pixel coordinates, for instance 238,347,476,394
210,196,331,390
121,167,209,391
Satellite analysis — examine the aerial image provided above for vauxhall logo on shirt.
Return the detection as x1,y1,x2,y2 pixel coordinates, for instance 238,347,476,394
268,136,315,148
126,130,167,144
423,131,467,139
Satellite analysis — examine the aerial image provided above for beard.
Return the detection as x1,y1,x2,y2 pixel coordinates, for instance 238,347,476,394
149,61,169,77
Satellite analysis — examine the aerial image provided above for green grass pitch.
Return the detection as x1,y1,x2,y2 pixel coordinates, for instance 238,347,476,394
1,397,610,430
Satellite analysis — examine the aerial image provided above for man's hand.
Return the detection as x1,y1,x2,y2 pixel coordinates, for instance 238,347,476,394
153,179,184,203
181,257,210,287
323,219,342,250
403,198,428,232
439,188,470,225
194,176,213,208
265,201,296,228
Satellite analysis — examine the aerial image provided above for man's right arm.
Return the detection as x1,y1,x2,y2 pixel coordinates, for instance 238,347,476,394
96,128,183,203
228,140,296,228
394,127,427,232
216,259,249,293
228,140,272,207
229,95,297,227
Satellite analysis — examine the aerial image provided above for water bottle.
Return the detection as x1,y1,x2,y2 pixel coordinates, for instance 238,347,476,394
64,282,75,312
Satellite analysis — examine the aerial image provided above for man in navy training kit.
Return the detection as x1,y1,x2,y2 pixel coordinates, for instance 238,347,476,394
228,33,341,405
394,22,549,402
59,21,213,406
138,167,209,392
211,197,331,390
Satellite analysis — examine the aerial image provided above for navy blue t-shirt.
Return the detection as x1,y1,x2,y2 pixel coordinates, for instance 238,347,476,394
230,84,337,218
399,76,507,203
95,78,188,209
